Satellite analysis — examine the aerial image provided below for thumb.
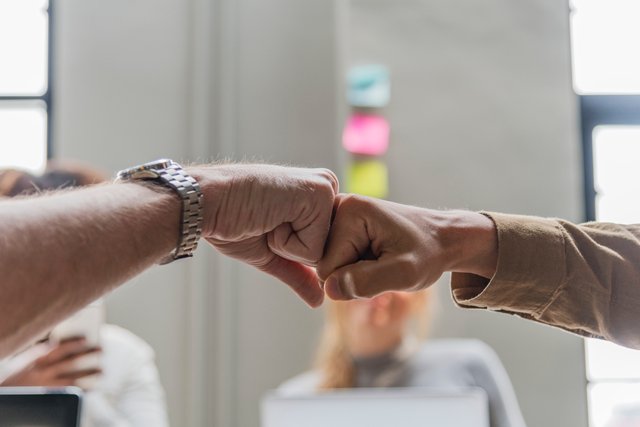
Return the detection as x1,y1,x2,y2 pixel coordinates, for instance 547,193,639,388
324,255,418,300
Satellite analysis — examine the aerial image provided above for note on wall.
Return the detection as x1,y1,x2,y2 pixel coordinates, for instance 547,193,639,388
346,160,389,199
343,113,390,156
347,64,390,108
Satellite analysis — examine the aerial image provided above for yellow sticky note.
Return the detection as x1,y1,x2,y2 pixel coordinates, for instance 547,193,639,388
346,160,388,198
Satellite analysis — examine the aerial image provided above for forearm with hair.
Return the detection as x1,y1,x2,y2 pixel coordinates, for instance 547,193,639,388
0,183,180,357
438,210,499,279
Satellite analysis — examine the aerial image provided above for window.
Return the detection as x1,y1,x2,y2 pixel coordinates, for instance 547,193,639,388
572,1,640,427
0,0,52,174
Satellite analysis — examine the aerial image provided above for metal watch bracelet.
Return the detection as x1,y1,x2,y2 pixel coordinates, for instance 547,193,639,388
116,159,204,265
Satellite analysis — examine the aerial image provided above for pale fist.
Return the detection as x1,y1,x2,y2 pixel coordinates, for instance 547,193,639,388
194,164,339,307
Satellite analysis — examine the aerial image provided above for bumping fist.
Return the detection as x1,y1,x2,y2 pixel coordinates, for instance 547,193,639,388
317,195,448,300
193,164,339,307
317,195,498,300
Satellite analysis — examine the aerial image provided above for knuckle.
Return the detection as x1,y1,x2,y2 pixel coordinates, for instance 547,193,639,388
324,169,339,192
341,193,370,209
308,169,339,202
317,168,338,185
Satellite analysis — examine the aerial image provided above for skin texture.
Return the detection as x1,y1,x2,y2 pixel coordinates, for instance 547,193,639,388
0,338,101,387
195,165,338,306
317,194,498,300
0,164,337,358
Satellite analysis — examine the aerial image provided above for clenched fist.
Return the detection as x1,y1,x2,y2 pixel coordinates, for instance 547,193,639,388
192,164,339,307
317,195,497,300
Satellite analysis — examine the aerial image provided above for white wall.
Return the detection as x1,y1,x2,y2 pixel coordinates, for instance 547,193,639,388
54,1,210,425
54,0,339,425
54,0,586,426
213,1,341,425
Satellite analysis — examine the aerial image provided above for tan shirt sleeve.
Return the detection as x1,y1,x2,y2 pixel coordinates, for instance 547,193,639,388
451,212,640,349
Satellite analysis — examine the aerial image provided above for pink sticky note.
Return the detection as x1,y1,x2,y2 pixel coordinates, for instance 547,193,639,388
342,114,390,156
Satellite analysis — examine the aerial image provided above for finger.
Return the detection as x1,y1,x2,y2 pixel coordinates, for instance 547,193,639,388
268,222,319,265
258,255,325,308
48,352,101,379
208,235,324,307
324,255,421,300
36,338,93,367
57,368,102,382
280,170,337,263
65,347,102,360
41,348,102,375
316,198,373,282
38,347,101,373
269,210,333,266
317,168,339,195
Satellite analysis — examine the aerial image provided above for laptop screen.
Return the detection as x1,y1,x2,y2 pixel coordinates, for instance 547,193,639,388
0,387,81,427
262,387,489,427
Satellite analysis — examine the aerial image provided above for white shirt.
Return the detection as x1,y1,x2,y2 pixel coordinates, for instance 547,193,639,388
0,325,169,427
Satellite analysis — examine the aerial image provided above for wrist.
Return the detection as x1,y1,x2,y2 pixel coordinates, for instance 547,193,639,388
437,210,498,279
186,165,232,238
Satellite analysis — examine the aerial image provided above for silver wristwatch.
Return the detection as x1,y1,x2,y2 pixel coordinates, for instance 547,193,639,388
116,159,204,265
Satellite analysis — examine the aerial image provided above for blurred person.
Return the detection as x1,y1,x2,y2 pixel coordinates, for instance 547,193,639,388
279,290,526,427
0,164,169,427
0,161,105,197
0,304,169,427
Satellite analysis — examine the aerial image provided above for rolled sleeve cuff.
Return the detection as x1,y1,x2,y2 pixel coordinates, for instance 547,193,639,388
450,212,566,317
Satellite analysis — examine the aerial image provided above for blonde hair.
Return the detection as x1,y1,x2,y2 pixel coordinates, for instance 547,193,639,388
314,289,434,390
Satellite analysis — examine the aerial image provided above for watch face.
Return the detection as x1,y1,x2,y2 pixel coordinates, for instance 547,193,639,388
117,159,174,180
138,158,173,171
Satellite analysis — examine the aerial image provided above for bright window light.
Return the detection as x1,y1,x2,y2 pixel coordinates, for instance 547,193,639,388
586,125,640,427
573,2,640,427
0,0,49,95
586,338,640,381
0,104,47,174
571,0,640,94
593,126,640,223
589,383,640,427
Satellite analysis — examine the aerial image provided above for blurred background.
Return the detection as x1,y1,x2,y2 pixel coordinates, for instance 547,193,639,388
1,0,640,426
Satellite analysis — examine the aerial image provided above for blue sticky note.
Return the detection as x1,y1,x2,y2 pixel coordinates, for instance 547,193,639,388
347,64,390,108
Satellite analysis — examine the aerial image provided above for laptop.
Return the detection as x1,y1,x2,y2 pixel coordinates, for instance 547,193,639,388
0,387,82,427
262,387,489,427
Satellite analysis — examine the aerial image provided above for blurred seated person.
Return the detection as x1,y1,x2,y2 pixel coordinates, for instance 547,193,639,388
279,290,527,427
0,163,169,427
0,161,105,197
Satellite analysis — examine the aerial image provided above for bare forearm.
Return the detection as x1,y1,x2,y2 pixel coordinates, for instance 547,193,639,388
438,210,499,279
0,162,339,355
0,183,179,357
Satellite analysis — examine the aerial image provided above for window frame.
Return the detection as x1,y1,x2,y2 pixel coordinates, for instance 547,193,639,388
0,0,55,158
579,93,640,427
580,94,640,221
